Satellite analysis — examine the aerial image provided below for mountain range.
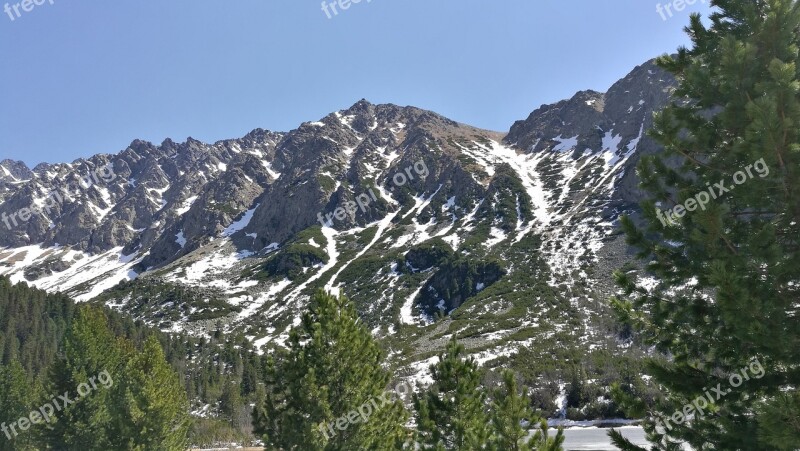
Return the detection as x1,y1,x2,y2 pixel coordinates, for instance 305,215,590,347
0,57,675,414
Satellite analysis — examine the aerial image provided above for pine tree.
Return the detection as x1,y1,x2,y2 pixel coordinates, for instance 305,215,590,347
528,419,564,451
0,361,40,451
253,290,408,450
757,391,800,449
108,336,190,451
490,370,564,451
43,305,125,449
0,276,268,445
490,370,532,451
610,0,800,449
220,377,248,431
42,306,190,450
415,336,491,450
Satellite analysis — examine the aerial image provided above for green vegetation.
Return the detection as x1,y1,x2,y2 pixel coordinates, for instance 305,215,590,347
0,277,268,448
247,226,330,281
94,280,241,326
493,370,565,451
253,293,565,450
482,164,533,232
400,238,455,273
0,302,190,450
259,243,329,280
414,337,492,449
610,1,800,449
253,290,409,450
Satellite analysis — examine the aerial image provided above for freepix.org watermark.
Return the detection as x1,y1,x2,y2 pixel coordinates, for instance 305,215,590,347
4,0,54,22
321,0,372,19
1,369,114,441
315,381,411,440
1,163,117,231
655,157,769,227
317,159,429,227
656,0,708,21
654,358,765,433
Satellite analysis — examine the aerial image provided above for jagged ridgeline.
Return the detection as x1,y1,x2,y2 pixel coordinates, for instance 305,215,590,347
0,58,672,419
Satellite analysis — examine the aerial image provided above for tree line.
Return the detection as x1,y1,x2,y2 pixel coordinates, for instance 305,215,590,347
0,276,265,448
0,278,565,450
252,289,565,450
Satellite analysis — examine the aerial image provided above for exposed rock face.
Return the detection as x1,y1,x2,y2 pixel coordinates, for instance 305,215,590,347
0,130,284,254
0,159,32,181
506,59,676,207
0,59,676,369
0,159,34,203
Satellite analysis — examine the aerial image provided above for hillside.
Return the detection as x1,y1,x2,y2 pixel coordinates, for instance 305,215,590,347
0,57,675,420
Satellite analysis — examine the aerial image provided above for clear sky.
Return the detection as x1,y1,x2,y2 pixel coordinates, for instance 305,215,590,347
0,0,713,166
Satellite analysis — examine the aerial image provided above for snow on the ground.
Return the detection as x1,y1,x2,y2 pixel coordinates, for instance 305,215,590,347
402,185,443,220
442,196,456,211
484,226,508,248
453,142,497,179
176,231,187,247
0,245,141,301
74,262,139,302
472,345,518,366
554,383,567,418
400,279,430,325
222,204,259,237
262,161,281,179
237,279,292,320
469,334,539,367
161,240,260,291
147,184,170,211
325,210,400,294
406,356,439,387
282,226,340,308
637,275,660,293
175,195,198,215
553,135,580,152
482,141,552,231
601,130,624,166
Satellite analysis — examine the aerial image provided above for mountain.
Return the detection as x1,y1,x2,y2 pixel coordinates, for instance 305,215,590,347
0,58,675,411
0,159,34,202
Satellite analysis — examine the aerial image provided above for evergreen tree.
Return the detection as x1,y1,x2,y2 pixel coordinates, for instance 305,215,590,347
0,361,39,451
0,276,267,446
757,391,800,449
415,336,491,450
491,370,529,451
43,306,125,449
528,419,565,451
220,378,248,432
108,336,190,451
253,290,408,450
610,0,800,449
489,370,564,451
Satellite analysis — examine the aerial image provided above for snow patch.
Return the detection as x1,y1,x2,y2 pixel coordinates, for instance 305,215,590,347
222,204,259,237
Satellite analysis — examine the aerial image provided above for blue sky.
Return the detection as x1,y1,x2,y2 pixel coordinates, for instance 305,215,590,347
0,0,713,166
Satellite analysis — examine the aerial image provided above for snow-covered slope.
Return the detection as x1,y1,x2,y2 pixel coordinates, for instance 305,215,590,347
0,59,675,393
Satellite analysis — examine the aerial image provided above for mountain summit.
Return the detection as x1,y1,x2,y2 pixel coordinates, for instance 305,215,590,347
0,60,674,384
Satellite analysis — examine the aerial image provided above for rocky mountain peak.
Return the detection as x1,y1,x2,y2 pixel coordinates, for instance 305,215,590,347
0,58,678,363
504,58,675,155
0,159,32,181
